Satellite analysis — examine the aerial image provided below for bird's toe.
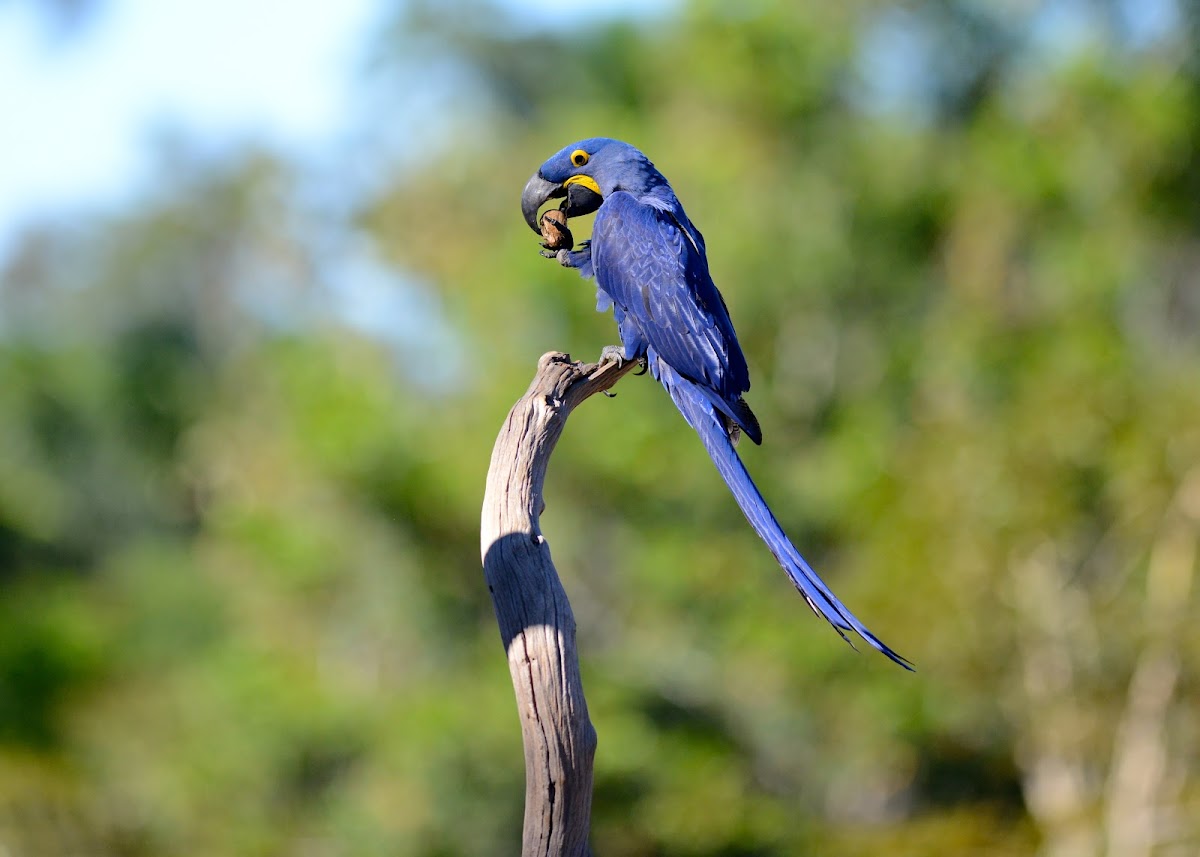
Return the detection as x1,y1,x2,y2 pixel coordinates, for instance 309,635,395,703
598,344,627,368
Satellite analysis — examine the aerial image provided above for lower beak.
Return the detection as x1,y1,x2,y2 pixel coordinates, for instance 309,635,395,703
563,182,603,220
521,173,564,233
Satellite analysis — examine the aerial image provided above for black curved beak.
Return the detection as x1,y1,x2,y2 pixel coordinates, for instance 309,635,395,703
522,173,564,234
521,172,604,233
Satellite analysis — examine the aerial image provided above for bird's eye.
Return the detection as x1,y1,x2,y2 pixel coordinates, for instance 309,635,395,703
570,149,589,167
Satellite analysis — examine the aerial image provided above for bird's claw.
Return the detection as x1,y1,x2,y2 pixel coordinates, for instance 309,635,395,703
590,345,625,391
598,345,628,369
592,346,648,390
538,244,584,264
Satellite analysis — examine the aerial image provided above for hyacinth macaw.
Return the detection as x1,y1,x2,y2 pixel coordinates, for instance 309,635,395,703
521,138,909,669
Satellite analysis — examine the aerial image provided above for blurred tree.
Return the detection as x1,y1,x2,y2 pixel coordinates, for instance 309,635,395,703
0,0,1196,854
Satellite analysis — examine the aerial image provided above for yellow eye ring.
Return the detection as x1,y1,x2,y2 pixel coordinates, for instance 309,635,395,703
570,149,589,167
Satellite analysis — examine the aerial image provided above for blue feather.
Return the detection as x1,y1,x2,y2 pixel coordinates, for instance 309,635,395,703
654,357,912,669
532,138,909,667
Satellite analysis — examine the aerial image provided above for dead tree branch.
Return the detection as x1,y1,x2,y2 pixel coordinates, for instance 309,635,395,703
480,350,640,856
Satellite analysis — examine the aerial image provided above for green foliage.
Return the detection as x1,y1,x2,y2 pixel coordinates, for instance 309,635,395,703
2,1,1198,853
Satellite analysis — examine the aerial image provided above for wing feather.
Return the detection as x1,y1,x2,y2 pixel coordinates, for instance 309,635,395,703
592,192,752,415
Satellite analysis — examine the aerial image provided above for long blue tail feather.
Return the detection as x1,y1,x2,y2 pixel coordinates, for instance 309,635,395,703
653,356,912,670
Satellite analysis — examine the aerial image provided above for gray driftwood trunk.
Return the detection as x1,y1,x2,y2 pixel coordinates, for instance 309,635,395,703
480,351,639,856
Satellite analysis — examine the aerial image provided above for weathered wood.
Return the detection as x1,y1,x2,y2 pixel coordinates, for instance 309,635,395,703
480,350,640,857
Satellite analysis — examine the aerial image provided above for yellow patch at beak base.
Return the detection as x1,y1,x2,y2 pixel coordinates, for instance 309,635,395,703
564,174,601,195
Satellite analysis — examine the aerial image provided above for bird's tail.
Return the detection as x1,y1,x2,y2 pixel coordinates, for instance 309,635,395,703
654,358,912,669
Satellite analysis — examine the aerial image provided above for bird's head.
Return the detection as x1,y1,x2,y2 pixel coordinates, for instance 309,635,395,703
521,137,663,234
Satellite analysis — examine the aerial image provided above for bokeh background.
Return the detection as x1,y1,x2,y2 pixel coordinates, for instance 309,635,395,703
2,0,1198,854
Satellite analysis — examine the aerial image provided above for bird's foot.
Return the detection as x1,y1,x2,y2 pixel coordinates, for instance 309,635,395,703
597,344,629,369
596,346,647,374
590,345,627,395
600,344,624,367
543,244,592,268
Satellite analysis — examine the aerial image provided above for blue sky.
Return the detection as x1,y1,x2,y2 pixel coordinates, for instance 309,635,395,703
0,0,673,367
0,0,669,260
0,0,378,244
0,0,1173,265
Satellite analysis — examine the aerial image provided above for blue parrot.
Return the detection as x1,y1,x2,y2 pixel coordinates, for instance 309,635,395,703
521,138,910,669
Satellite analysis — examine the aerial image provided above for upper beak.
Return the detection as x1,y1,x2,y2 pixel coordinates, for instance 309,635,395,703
522,172,564,234
521,172,605,234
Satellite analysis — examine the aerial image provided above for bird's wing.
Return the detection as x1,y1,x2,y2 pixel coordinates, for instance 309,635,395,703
592,192,751,404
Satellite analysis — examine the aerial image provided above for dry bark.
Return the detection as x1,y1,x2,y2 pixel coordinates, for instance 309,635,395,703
480,350,640,856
